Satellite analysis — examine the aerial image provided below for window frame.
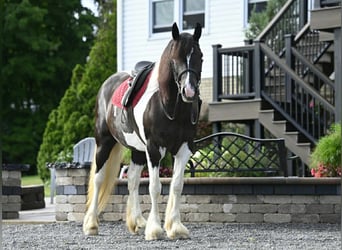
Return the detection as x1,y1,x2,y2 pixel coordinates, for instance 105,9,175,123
149,0,207,39
244,0,268,28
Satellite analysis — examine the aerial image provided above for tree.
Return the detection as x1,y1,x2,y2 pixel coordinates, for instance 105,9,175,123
245,0,287,39
1,0,97,173
37,0,117,181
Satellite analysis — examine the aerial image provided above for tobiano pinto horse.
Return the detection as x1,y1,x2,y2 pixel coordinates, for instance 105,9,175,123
83,23,203,240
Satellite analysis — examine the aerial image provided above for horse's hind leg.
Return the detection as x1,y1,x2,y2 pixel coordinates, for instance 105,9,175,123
83,136,123,235
164,143,191,239
126,151,146,234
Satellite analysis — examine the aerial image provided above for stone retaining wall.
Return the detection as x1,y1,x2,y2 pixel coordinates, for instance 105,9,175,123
2,164,29,219
54,167,341,223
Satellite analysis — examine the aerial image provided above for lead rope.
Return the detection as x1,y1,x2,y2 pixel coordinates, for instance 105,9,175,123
161,92,180,121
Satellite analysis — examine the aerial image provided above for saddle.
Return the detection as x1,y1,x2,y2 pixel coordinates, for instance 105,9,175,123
121,61,155,108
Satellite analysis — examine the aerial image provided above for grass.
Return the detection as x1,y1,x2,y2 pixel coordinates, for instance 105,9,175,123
22,175,51,197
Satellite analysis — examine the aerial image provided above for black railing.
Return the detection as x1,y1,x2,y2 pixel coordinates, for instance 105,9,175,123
259,42,335,142
212,45,255,101
257,0,308,55
186,132,287,177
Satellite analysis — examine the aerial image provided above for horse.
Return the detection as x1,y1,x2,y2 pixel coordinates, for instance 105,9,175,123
83,22,203,241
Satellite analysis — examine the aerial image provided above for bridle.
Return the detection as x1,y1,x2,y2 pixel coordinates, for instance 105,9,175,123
161,60,201,125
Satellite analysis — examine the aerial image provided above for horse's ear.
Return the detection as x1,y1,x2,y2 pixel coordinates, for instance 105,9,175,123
172,23,180,40
193,23,202,42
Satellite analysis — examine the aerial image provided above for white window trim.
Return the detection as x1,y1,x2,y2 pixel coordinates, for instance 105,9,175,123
244,0,268,28
148,0,208,40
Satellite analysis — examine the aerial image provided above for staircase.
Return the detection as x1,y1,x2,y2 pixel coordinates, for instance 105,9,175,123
209,0,341,175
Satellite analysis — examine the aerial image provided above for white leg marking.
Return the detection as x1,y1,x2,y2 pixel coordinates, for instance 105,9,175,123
164,143,191,239
126,162,146,234
83,166,106,235
145,151,164,240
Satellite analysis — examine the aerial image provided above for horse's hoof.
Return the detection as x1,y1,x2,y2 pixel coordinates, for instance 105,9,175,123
83,213,99,236
166,223,189,240
83,226,99,236
145,224,164,240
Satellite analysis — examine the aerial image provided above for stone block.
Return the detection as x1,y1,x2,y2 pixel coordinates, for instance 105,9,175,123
68,169,89,177
223,204,250,213
186,212,209,222
278,204,306,214
8,195,21,203
56,195,68,204
56,177,73,186
2,178,21,186
9,171,21,179
68,195,86,204
56,203,73,212
180,203,199,213
306,204,334,214
64,185,77,195
2,195,8,203
73,176,88,185
292,195,319,204
250,204,278,213
291,214,319,223
103,204,113,212
2,212,19,219
320,214,341,223
235,213,263,223
3,203,21,212
198,204,222,213
73,204,87,213
55,169,68,177
56,212,68,221
109,195,123,204
320,195,341,204
186,195,210,204
263,195,291,204
209,213,236,222
2,170,9,179
335,204,340,213
209,195,234,204
68,212,84,222
264,214,291,223
102,212,123,221
236,195,263,204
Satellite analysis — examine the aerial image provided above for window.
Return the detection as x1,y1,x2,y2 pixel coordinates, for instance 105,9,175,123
247,0,267,23
182,0,205,30
151,0,205,34
152,0,174,33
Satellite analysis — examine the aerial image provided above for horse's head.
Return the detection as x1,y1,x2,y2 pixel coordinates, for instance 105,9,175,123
160,23,203,103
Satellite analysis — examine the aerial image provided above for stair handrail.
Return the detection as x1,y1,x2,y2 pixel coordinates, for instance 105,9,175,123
260,43,334,112
291,47,335,92
256,0,308,42
259,42,335,143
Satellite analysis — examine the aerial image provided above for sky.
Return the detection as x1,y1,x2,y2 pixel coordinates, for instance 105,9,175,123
81,0,98,16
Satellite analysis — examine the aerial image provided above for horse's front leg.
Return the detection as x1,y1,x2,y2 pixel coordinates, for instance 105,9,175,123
144,145,165,240
126,160,146,234
164,143,191,239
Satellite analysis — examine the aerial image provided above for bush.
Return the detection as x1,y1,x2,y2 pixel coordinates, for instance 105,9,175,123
310,123,341,177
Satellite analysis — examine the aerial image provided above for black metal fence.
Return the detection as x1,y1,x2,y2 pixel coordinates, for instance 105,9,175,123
186,132,287,177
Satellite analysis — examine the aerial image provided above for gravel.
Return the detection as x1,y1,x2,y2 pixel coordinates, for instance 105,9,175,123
3,222,341,250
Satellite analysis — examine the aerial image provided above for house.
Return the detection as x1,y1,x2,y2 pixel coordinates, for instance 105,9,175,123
117,0,341,176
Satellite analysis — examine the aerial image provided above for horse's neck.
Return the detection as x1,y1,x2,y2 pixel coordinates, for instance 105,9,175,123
156,60,178,105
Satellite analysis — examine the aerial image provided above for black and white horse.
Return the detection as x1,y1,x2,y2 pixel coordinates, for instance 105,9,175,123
83,23,203,240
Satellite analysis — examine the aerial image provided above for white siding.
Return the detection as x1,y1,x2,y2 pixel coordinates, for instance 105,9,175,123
118,0,246,78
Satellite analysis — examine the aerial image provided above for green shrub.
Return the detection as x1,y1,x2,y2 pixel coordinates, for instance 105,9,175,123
310,123,341,177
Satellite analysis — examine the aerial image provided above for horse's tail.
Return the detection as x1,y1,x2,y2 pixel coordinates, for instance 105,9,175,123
86,143,124,213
